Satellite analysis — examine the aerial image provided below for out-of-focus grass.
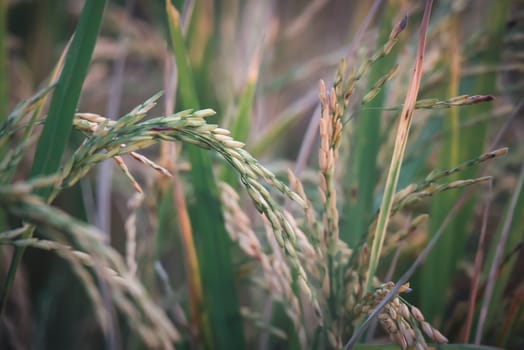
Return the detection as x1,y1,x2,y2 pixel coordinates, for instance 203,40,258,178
418,3,465,324
419,0,510,325
479,160,524,348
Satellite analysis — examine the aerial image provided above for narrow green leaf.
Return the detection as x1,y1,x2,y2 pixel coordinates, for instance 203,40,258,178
165,2,246,349
0,0,106,315
29,0,106,198
166,1,198,108
418,7,463,323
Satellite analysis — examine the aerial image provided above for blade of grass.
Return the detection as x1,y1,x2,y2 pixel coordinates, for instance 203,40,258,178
165,2,246,349
364,0,433,292
341,1,401,248
0,0,106,314
29,1,106,198
159,47,205,346
163,4,209,347
418,7,463,322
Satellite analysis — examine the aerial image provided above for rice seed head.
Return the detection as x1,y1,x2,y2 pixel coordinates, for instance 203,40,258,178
192,108,216,118
410,305,425,322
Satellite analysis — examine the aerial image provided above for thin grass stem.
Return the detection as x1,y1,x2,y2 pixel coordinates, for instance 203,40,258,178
364,0,433,291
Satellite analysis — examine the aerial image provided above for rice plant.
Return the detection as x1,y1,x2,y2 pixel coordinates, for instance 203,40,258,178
1,1,522,349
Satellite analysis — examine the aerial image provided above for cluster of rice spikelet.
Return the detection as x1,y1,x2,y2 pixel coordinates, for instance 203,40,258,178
73,92,325,343
387,147,507,214
1,13,508,345
354,282,448,349
220,181,314,346
318,79,342,251
1,89,320,348
0,178,179,349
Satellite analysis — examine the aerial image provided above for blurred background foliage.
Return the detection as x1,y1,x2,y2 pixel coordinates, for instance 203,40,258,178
1,0,523,349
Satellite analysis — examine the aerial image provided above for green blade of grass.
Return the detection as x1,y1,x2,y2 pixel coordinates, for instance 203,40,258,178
164,4,212,346
0,0,106,314
341,2,400,248
364,0,433,291
29,1,106,198
165,2,246,349
418,7,463,323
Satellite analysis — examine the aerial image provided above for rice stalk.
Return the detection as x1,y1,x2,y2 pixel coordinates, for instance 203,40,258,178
364,0,433,292
25,90,321,344
219,181,307,345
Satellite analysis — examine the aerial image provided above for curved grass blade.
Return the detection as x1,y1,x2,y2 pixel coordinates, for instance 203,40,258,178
29,1,106,198
0,0,106,315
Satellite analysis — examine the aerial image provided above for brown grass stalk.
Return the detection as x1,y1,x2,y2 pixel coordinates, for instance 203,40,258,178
364,0,433,291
